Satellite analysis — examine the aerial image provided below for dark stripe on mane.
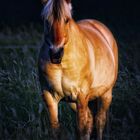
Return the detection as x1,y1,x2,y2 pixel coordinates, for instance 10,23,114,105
53,0,63,20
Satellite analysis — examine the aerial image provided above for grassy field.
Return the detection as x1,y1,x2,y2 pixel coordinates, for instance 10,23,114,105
0,24,140,140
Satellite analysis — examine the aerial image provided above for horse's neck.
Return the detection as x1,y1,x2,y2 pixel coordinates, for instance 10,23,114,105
62,21,89,69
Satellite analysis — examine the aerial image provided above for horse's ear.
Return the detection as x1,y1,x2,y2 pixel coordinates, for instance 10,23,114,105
65,0,71,3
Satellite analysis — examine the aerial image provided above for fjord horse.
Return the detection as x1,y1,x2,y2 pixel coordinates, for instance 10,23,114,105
38,0,118,139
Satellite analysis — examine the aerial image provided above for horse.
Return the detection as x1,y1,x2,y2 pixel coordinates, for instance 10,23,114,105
38,0,118,139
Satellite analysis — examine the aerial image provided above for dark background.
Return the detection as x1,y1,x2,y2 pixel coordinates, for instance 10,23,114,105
0,0,140,25
0,0,140,140
1,0,139,80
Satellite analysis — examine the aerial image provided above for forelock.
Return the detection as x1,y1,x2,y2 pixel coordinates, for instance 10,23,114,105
42,0,72,25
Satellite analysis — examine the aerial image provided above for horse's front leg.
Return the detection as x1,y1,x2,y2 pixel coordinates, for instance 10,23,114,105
42,90,60,139
77,93,93,140
96,89,112,140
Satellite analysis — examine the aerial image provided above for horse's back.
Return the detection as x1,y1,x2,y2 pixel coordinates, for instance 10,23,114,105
77,19,117,53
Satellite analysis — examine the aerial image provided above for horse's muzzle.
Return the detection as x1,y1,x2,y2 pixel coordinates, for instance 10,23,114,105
49,47,64,64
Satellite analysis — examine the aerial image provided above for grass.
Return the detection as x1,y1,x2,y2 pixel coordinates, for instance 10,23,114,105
0,48,76,140
0,24,42,46
0,24,140,140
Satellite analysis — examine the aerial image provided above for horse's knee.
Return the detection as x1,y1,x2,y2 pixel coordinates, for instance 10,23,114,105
42,91,60,129
87,108,93,132
78,108,88,131
77,93,93,139
50,121,60,129
95,94,112,140
77,107,93,140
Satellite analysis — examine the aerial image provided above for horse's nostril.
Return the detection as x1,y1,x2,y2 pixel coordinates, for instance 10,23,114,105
58,47,64,53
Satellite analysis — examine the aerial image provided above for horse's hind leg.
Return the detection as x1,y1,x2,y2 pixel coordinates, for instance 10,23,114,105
96,89,112,140
77,93,93,140
42,90,60,139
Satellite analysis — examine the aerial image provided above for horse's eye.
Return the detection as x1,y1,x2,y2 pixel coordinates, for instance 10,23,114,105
65,18,69,24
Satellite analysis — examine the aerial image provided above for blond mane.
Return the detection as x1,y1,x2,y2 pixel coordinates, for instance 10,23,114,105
42,0,72,25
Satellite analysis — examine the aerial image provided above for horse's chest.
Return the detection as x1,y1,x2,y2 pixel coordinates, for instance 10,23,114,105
44,65,63,95
61,71,91,100
47,70,80,99
45,62,91,101
62,74,79,97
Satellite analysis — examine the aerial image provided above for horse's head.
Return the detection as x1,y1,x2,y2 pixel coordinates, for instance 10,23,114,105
42,0,72,64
